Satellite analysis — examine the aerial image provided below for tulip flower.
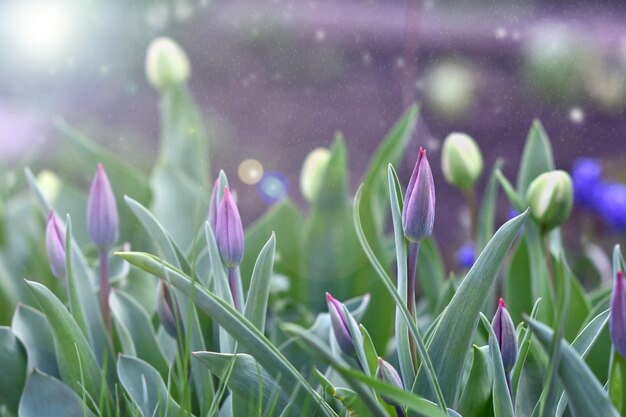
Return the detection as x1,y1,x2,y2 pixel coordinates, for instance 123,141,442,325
402,147,435,243
145,37,191,90
525,170,573,231
610,271,626,358
441,132,483,191
215,187,244,269
492,298,518,372
45,210,66,279
156,279,183,338
326,292,358,357
376,357,405,417
87,164,119,250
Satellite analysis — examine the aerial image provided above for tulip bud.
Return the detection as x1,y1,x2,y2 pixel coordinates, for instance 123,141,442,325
402,147,435,242
300,147,331,203
441,132,483,190
326,292,358,357
45,211,66,279
156,279,183,338
376,357,405,413
525,170,573,231
610,271,626,358
215,187,244,268
87,164,119,250
492,298,518,372
145,37,190,90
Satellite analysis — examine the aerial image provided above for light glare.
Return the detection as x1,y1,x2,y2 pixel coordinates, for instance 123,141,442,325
13,1,73,61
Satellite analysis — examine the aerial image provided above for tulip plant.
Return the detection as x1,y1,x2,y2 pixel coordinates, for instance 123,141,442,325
1,37,626,417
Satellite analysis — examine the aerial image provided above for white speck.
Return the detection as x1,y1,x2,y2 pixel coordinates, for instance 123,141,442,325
396,57,406,68
426,136,441,151
315,29,326,42
362,52,372,66
569,107,584,124
495,27,507,39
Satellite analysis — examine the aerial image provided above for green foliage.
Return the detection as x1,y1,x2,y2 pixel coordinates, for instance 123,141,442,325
0,46,620,417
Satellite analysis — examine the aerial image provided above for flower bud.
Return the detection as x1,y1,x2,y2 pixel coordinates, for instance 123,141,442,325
492,298,518,372
209,171,230,231
525,170,573,231
300,147,331,203
441,132,483,190
610,271,626,358
87,164,119,250
145,37,190,90
45,210,66,279
215,187,244,268
326,292,358,357
156,279,183,338
402,147,435,242
376,357,405,410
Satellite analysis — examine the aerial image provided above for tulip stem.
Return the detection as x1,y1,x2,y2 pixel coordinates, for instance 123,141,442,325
464,186,478,241
99,250,112,340
408,240,420,368
228,267,241,311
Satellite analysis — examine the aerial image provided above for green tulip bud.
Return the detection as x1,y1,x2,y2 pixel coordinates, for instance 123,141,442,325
300,147,331,202
525,170,573,230
441,132,483,190
145,37,190,90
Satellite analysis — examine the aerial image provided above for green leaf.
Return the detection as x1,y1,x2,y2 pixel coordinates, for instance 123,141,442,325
495,170,525,212
63,216,90,340
387,165,415,387
353,181,447,413
117,354,187,417
414,210,528,403
194,352,294,417
241,200,303,301
24,280,106,407
505,237,533,324
458,345,493,417
116,251,337,417
417,238,445,314
525,317,619,417
516,120,555,197
511,298,542,397
477,159,503,252
243,233,276,332
480,315,514,417
19,369,96,417
0,327,27,412
109,290,169,377
555,308,610,416
12,304,59,378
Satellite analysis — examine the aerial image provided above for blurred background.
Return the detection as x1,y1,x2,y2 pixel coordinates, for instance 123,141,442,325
1,0,626,269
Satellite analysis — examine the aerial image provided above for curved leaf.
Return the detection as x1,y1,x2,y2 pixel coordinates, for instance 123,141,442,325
516,120,555,196
525,318,619,417
19,369,96,417
116,251,336,417
414,210,528,403
117,354,187,417
243,233,276,332
12,304,59,377
0,327,27,412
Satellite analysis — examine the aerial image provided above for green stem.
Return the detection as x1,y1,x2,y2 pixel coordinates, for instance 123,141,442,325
464,187,478,242
408,241,420,368
99,250,112,340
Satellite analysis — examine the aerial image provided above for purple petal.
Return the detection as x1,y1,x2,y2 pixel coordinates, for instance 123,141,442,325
87,164,119,250
215,187,244,268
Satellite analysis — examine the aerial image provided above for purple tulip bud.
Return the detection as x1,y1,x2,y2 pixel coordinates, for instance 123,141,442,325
87,164,119,250
45,210,66,279
610,271,626,358
492,298,518,372
376,357,405,416
326,292,358,357
456,242,475,269
156,279,183,338
572,158,603,208
215,187,244,268
402,147,435,242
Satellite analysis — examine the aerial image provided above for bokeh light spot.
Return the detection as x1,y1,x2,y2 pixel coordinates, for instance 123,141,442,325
257,171,289,204
238,158,264,185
